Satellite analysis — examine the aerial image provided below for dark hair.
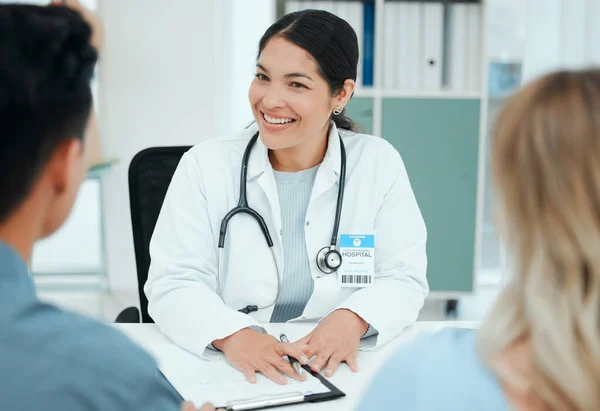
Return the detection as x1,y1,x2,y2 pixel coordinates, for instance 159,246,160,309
258,9,358,131
0,4,97,222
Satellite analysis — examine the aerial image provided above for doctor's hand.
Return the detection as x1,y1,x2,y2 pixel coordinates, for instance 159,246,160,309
297,309,368,378
212,328,310,385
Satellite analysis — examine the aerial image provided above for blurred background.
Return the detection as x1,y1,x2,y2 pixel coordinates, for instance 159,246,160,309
8,0,600,322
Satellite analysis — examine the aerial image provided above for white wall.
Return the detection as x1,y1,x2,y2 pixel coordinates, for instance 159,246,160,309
215,0,276,134
99,0,219,292
99,0,276,294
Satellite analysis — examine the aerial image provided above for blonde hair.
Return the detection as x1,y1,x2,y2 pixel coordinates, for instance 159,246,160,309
478,68,600,410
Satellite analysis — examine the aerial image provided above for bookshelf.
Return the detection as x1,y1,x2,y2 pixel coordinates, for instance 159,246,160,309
279,0,489,298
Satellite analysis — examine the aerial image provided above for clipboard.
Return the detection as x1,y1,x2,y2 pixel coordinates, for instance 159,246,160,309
160,365,345,410
218,365,345,410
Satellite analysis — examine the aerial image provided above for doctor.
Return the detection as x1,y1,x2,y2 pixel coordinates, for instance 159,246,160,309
145,9,428,385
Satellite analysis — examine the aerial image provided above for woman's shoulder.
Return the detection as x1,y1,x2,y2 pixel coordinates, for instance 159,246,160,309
385,327,484,378
357,328,510,410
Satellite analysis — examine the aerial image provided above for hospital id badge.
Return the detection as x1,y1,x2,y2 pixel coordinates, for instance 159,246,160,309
338,233,375,288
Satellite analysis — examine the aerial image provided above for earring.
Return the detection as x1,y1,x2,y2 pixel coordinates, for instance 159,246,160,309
333,106,343,115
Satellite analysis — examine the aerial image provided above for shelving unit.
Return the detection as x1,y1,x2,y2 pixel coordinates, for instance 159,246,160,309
279,0,489,298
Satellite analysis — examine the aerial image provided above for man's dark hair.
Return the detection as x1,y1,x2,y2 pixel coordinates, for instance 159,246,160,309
0,4,98,221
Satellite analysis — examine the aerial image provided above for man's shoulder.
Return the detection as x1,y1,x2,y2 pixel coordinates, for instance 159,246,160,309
1,300,179,410
8,300,155,372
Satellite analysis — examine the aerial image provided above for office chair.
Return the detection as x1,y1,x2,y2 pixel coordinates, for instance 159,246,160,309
115,146,191,323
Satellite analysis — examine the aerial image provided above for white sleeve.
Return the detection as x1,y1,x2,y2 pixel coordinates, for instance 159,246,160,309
144,152,262,359
334,149,429,349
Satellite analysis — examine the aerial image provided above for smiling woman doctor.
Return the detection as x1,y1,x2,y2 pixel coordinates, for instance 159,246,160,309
145,9,428,385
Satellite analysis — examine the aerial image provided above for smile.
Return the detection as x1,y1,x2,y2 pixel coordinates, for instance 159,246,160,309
262,112,296,125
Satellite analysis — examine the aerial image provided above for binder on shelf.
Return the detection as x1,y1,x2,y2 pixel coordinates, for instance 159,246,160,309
362,2,375,87
448,3,468,91
281,0,481,95
405,3,421,90
284,1,303,14
465,3,481,91
310,1,334,13
383,1,397,89
421,3,444,89
588,0,600,64
396,2,410,90
337,2,364,87
330,0,339,16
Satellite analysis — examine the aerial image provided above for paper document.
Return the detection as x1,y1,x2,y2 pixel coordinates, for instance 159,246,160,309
168,371,328,408
148,343,328,407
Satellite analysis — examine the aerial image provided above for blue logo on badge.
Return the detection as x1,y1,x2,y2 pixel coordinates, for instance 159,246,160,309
340,234,374,248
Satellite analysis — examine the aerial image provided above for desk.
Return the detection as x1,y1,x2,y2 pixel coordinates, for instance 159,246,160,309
114,321,478,410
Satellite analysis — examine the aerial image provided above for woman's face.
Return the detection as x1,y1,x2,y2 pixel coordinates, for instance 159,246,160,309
248,37,345,151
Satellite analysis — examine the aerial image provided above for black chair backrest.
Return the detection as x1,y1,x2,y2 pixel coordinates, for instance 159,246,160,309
129,146,191,323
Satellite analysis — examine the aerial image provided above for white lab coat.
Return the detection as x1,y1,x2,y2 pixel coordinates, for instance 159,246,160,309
145,123,428,359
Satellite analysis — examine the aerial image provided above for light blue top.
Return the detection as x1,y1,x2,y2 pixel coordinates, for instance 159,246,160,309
269,165,378,339
0,241,181,411
270,165,319,322
357,328,511,410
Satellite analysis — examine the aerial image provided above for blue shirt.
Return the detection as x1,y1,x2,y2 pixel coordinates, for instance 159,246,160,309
270,165,319,322
0,241,182,410
357,328,511,410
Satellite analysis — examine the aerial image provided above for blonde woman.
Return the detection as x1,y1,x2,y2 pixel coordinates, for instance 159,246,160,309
356,68,600,410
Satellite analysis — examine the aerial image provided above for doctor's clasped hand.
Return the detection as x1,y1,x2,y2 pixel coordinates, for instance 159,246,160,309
213,328,309,384
297,309,368,377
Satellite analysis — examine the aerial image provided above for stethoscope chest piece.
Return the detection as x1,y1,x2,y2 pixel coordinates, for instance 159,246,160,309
316,245,343,274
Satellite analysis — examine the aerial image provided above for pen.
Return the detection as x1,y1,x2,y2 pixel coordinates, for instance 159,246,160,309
279,333,303,376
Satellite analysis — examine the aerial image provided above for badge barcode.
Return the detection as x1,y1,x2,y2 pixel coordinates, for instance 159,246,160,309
341,275,372,284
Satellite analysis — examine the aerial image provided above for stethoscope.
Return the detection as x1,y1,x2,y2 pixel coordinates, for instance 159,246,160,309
216,131,347,314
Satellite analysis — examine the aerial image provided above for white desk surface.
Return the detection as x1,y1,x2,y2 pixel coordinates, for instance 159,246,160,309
114,321,478,410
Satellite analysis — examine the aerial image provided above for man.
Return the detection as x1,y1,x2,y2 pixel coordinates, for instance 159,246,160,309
0,2,216,410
